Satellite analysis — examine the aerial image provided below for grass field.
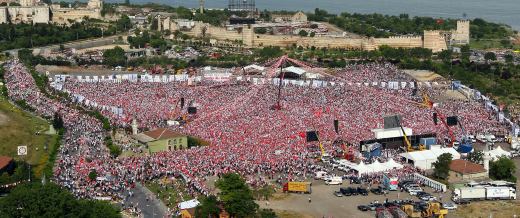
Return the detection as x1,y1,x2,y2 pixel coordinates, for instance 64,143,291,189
451,201,520,218
0,96,58,178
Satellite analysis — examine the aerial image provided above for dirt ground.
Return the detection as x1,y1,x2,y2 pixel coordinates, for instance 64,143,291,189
258,180,450,218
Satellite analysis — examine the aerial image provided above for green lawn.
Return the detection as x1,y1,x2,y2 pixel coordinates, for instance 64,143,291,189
0,96,58,178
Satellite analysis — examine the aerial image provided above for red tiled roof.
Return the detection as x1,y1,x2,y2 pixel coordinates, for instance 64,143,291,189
450,159,486,174
143,128,185,140
0,156,13,170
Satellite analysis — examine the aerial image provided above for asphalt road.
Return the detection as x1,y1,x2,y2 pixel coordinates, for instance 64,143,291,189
124,183,169,218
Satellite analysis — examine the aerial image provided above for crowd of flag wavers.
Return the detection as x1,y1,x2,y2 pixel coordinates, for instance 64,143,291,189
3,59,509,215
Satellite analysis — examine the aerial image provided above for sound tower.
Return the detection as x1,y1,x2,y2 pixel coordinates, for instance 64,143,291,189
433,112,438,125
306,131,319,142
188,107,197,114
447,116,458,126
334,120,339,134
180,98,185,109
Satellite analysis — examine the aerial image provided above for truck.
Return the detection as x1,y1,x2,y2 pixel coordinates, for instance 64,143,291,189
453,186,516,201
485,186,517,200
325,176,343,185
314,171,328,180
283,182,312,194
382,173,399,191
452,187,486,201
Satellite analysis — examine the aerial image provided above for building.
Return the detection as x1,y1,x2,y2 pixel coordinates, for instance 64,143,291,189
51,0,103,24
0,156,14,174
0,5,50,24
451,20,470,45
135,128,188,153
448,159,488,183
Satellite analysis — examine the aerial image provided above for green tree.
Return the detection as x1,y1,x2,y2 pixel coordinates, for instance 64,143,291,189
309,32,316,37
255,27,267,34
504,54,514,63
0,183,120,218
216,173,258,218
298,30,308,37
53,112,64,130
432,153,453,179
103,46,126,67
484,52,497,62
88,170,97,181
467,151,484,164
195,195,221,218
490,156,517,183
258,208,277,218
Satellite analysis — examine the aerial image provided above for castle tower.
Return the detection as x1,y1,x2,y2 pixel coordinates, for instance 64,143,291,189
452,20,470,45
87,0,103,10
199,0,204,14
132,119,138,135
20,0,35,7
423,30,447,52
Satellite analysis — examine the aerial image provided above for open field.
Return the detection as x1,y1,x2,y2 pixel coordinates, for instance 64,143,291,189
0,96,58,177
452,201,520,218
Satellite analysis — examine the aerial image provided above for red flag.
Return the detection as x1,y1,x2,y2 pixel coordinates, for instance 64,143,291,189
299,132,306,138
436,19,444,24
314,108,322,117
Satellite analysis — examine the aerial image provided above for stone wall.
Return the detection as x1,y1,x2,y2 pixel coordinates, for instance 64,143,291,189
176,21,456,52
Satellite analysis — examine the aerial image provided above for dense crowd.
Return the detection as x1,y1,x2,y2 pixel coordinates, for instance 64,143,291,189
3,60,509,215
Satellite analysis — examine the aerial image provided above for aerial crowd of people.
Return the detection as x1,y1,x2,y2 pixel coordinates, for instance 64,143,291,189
3,59,509,215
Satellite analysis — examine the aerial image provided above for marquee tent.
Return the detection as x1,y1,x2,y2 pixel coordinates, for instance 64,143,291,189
400,147,460,170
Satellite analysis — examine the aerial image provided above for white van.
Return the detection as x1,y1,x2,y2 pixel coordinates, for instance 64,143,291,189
325,176,343,185
314,171,328,180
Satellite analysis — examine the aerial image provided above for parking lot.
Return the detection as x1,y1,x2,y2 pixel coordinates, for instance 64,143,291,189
260,179,451,218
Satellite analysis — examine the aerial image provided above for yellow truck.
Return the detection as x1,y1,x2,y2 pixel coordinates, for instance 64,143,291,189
283,182,312,194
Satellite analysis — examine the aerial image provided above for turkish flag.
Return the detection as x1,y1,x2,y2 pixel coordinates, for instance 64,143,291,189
299,132,306,138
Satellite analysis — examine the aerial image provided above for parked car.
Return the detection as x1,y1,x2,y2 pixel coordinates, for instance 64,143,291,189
340,187,358,196
454,199,470,205
357,205,370,211
333,191,343,197
417,192,436,201
408,187,423,195
367,203,383,211
442,202,457,210
357,187,369,196
371,186,385,195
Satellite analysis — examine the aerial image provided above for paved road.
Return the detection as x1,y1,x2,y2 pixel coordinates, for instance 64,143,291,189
124,182,169,218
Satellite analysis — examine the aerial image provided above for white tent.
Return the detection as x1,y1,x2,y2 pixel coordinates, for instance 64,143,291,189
352,161,370,175
368,160,388,172
178,199,200,210
400,147,460,170
488,146,511,160
385,159,404,169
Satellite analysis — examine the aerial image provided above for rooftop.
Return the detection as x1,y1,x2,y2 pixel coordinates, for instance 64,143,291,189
136,128,185,143
0,156,13,170
450,159,486,174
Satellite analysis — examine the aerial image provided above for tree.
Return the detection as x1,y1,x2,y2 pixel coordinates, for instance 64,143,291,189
255,27,267,34
309,32,316,37
490,156,516,183
216,173,258,218
437,50,453,63
432,153,453,179
0,183,120,218
504,54,514,63
53,112,64,130
484,52,497,62
116,15,132,30
467,151,484,164
88,170,97,181
298,30,308,37
103,46,126,67
258,208,277,218
195,195,221,218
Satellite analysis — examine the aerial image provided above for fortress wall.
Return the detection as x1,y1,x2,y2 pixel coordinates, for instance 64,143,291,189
374,36,423,49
